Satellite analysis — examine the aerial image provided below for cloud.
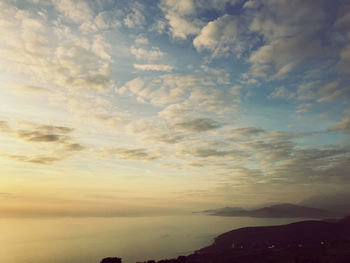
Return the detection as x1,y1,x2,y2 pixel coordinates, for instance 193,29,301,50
187,0,336,80
134,35,149,45
95,11,122,29
219,129,350,185
174,118,222,133
159,0,241,39
119,74,199,106
0,5,50,59
228,127,265,137
6,155,66,165
79,10,122,33
123,3,145,28
8,123,74,143
24,123,73,133
246,0,327,78
154,125,350,188
125,116,226,153
193,15,238,55
53,0,93,24
0,1,114,95
159,0,202,39
13,124,85,148
163,11,202,39
0,121,84,164
104,148,159,161
65,143,85,151
296,103,313,113
125,118,185,145
332,116,350,133
333,8,350,73
180,147,247,159
339,44,350,72
119,70,241,114
188,85,240,113
244,140,295,167
91,34,112,61
52,43,113,91
150,20,167,34
133,64,173,72
317,80,350,102
271,79,350,107
266,146,350,184
18,132,62,142
0,121,11,133
130,46,164,61
20,85,51,94
92,115,130,129
200,65,231,85
295,82,318,101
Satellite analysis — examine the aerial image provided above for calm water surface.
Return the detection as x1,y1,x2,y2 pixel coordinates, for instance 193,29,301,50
1,214,303,263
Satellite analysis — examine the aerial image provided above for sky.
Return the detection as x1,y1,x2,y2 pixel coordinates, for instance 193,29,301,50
0,0,350,217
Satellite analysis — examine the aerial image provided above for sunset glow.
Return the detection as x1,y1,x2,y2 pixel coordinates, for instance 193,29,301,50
1,0,350,218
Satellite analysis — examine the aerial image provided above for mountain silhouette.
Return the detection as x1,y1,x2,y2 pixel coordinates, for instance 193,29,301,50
203,203,345,218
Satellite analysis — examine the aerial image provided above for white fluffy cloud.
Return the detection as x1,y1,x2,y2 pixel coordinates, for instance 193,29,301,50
159,0,200,39
159,0,241,39
130,47,164,61
193,15,238,54
118,69,240,111
53,0,93,24
79,11,122,33
0,1,113,92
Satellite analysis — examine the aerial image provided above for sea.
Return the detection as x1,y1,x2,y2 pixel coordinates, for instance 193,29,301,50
1,214,304,263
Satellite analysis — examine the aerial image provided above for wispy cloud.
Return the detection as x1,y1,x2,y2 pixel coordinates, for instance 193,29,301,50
174,118,222,133
0,121,83,164
102,148,159,161
133,64,173,72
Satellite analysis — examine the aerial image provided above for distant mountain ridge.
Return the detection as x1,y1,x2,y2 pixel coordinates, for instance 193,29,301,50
203,203,345,218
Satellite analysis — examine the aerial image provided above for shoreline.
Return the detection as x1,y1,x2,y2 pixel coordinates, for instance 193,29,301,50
101,215,350,263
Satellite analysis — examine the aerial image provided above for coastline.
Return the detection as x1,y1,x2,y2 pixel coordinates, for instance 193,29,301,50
101,216,350,263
